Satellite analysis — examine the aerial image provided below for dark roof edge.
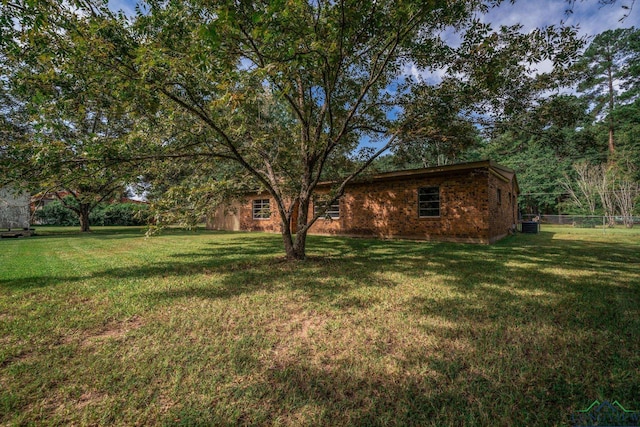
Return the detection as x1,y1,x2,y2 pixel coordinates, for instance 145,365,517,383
487,160,516,176
320,159,516,186
244,160,519,195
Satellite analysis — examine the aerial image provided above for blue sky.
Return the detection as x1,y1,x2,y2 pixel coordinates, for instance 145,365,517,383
484,0,638,34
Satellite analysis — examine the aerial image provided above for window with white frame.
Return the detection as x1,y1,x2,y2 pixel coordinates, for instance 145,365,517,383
252,199,271,220
314,199,340,219
418,187,440,217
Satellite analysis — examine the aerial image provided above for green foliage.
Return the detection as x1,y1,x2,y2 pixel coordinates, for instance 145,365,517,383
394,82,483,168
458,26,640,215
574,27,640,154
576,27,640,109
611,101,640,179
35,199,149,226
0,1,141,232
0,0,586,259
90,203,150,227
34,200,79,226
469,94,605,214
141,156,253,231
481,136,573,214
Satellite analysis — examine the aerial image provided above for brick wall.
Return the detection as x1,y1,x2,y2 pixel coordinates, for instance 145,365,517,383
208,162,518,244
487,173,519,243
238,197,282,233
309,168,492,243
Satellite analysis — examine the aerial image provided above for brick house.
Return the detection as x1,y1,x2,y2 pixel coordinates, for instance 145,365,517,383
207,160,519,244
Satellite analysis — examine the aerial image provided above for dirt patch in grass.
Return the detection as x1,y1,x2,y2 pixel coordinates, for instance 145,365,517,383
75,390,108,409
156,393,177,414
292,312,328,339
261,308,333,370
0,312,14,321
0,350,36,368
80,316,145,347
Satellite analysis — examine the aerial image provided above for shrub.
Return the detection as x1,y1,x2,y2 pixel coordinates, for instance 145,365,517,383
34,200,79,226
93,203,150,226
35,200,150,226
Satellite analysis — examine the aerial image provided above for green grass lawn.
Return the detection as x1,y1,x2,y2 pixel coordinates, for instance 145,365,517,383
1,226,639,426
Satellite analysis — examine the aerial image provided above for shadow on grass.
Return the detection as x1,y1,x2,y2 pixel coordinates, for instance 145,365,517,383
5,230,639,348
93,230,638,349
0,275,87,290
229,359,474,425
6,229,637,297
150,230,639,424
2,229,639,424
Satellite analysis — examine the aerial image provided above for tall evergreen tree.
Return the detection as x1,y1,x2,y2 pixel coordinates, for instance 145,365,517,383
575,27,640,155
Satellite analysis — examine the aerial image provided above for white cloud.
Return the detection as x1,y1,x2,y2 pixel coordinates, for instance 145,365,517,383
570,1,639,38
484,0,639,38
482,0,569,31
401,63,448,85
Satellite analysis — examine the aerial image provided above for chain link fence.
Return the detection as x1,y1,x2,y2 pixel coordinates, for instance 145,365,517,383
521,214,640,229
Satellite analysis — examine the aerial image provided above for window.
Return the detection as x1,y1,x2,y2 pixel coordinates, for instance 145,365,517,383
497,188,502,205
252,199,270,219
314,199,340,219
418,187,440,217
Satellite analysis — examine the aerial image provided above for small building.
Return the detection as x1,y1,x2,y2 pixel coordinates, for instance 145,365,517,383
207,160,519,244
0,186,31,230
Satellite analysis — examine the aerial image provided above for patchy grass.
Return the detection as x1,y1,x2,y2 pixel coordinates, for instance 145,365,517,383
1,226,639,426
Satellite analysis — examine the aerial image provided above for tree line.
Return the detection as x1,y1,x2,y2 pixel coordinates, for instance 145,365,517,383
0,0,637,259
375,26,640,223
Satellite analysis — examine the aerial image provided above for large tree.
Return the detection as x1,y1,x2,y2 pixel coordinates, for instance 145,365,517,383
575,27,640,155
21,80,136,233
0,3,138,232
470,94,599,214
1,0,583,258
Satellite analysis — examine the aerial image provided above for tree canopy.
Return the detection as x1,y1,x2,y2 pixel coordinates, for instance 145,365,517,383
0,2,140,231
472,27,640,219
2,0,624,256
575,27,640,154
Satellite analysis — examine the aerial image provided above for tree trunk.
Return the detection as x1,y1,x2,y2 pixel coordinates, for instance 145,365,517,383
282,226,307,260
282,227,296,259
294,195,313,260
608,121,615,155
607,59,616,155
278,196,311,260
79,204,91,232
292,229,308,260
